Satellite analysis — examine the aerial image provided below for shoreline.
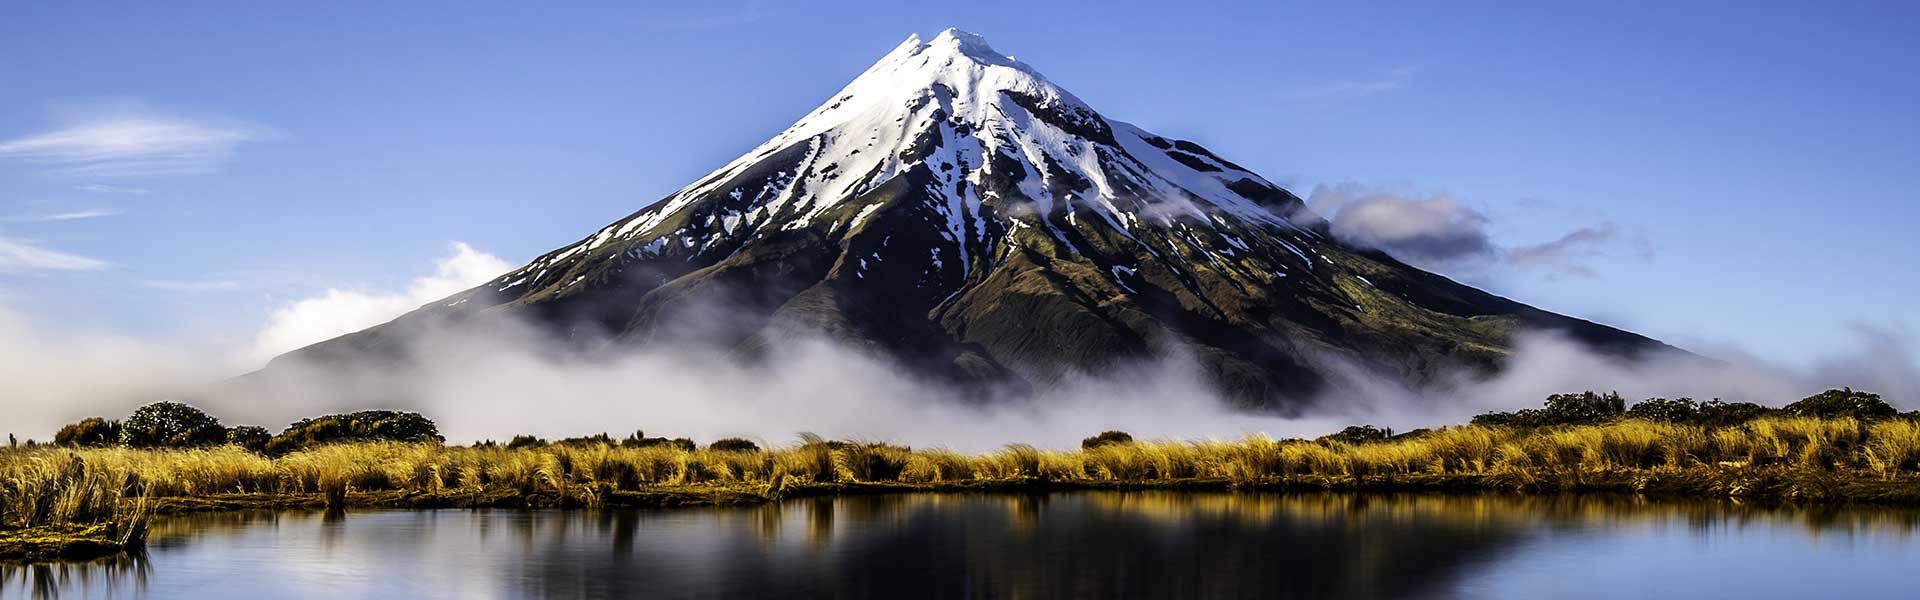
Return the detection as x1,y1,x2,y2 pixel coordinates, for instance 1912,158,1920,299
12,466,1920,563
12,413,1920,563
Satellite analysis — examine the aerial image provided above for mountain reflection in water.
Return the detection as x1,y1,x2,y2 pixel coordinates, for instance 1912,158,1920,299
7,491,1920,599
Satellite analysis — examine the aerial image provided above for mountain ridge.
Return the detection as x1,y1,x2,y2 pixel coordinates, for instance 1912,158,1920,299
266,29,1676,408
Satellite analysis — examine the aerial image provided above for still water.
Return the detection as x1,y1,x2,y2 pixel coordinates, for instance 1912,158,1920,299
7,491,1920,599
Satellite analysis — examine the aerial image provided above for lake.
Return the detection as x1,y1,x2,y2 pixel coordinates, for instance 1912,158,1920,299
7,491,1920,598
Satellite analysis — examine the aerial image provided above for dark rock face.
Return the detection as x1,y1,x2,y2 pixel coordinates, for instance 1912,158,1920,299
266,29,1672,408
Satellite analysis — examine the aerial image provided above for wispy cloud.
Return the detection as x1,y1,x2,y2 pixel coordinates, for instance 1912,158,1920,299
0,105,271,177
75,183,150,194
0,237,110,271
1304,182,1652,278
5,209,123,223
1508,223,1654,278
1284,66,1419,100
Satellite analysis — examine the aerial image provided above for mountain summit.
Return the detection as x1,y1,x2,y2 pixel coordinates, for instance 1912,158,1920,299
273,29,1668,406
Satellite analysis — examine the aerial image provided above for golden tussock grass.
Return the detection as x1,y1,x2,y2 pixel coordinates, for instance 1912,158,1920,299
8,415,1920,537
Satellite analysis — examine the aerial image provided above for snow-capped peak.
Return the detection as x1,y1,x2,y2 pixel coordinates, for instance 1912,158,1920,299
552,28,1305,283
759,28,1085,157
917,28,1034,73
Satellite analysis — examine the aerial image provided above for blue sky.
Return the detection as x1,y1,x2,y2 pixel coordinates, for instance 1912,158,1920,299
1,1,1915,367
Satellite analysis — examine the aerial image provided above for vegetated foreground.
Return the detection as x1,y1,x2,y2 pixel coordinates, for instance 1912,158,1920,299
3,388,1917,562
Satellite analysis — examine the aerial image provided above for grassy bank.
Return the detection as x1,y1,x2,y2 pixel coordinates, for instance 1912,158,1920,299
8,415,1920,561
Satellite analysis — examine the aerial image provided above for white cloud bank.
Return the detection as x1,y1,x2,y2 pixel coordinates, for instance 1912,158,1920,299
0,241,1913,451
243,242,510,366
0,305,220,441
0,105,270,177
194,319,1920,453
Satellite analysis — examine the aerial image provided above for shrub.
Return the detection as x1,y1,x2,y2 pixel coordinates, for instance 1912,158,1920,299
1626,398,1700,423
1694,400,1774,428
120,401,226,448
620,431,695,451
1390,428,1434,441
266,410,443,454
506,435,548,449
226,425,271,452
1320,425,1394,445
1470,411,1528,427
1540,391,1626,424
54,417,122,447
1081,431,1134,450
709,438,761,453
1471,391,1625,427
1784,388,1897,420
556,433,617,447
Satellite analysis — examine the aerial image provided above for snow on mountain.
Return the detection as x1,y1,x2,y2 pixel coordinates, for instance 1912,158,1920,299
492,28,1316,300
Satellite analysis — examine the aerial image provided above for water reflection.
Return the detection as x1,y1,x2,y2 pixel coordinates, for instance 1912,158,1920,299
6,492,1920,599
0,551,149,599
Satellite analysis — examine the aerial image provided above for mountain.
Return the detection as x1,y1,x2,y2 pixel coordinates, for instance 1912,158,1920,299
268,29,1670,407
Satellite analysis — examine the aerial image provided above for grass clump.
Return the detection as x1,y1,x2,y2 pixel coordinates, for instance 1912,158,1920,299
0,454,151,561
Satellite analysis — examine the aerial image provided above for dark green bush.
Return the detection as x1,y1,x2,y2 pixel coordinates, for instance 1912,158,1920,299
1693,400,1774,428
1320,425,1394,445
1541,391,1626,424
709,438,761,453
1783,388,1896,420
1626,398,1701,423
54,417,122,447
266,410,443,454
1472,391,1625,428
620,430,696,451
1478,393,1790,429
556,433,617,447
506,435,548,449
120,402,226,448
1389,428,1434,441
226,425,271,453
1081,431,1135,450
1470,410,1529,427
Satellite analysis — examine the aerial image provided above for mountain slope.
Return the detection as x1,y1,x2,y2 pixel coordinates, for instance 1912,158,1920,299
271,29,1671,407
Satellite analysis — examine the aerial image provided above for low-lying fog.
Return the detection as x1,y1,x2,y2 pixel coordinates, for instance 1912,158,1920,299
5,297,1914,452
